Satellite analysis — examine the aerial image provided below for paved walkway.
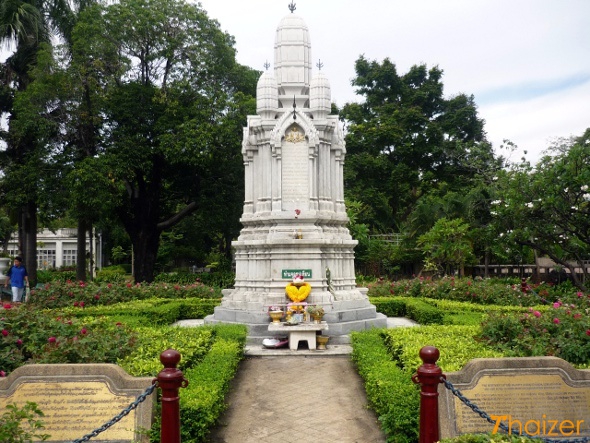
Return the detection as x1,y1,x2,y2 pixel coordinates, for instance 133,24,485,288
174,317,417,442
207,356,386,443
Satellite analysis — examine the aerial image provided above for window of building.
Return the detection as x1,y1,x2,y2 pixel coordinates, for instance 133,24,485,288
38,249,56,270
63,249,77,266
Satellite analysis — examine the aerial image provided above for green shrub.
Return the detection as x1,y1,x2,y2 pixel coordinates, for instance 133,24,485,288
351,329,419,443
179,338,243,442
29,280,221,309
0,305,136,375
0,402,50,442
479,301,590,365
95,266,128,283
440,433,538,443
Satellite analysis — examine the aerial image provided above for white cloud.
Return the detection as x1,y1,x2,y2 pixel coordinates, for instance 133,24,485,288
3,0,589,166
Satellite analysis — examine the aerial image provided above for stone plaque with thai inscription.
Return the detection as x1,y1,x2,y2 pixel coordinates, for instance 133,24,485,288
0,364,154,442
439,357,590,439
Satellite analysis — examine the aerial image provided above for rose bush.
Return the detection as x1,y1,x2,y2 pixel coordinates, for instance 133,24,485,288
28,280,221,309
0,304,136,375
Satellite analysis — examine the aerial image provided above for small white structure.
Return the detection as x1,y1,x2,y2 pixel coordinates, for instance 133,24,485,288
207,5,386,335
6,228,102,271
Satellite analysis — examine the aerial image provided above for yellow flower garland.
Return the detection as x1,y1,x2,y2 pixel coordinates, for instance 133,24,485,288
285,282,311,302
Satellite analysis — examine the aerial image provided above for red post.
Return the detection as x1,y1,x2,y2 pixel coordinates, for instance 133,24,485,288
412,346,443,443
157,349,188,443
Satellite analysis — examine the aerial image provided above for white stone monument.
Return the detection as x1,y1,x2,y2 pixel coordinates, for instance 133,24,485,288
207,3,386,335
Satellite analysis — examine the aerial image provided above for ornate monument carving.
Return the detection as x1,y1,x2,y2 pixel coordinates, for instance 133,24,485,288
206,4,386,335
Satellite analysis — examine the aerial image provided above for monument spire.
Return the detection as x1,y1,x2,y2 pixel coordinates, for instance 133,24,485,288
288,1,296,13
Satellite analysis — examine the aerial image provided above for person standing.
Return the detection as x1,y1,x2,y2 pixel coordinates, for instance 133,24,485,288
4,256,29,303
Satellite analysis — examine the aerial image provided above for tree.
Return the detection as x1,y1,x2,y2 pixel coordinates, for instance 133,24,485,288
339,57,500,275
491,129,590,290
71,0,255,282
417,217,475,276
341,57,497,232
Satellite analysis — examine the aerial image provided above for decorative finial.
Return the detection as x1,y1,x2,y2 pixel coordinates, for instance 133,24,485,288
264,60,270,71
288,1,296,13
316,59,324,71
292,95,297,120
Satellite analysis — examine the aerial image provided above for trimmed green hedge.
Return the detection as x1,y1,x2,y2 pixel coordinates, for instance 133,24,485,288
351,325,505,443
119,323,247,443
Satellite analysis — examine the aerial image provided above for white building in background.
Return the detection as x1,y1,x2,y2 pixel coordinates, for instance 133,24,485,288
7,228,103,271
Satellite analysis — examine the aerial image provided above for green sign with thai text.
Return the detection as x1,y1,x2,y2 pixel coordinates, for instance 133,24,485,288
282,269,312,279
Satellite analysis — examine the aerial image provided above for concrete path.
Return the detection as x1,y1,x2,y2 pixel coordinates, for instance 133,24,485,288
207,355,386,443
174,317,418,442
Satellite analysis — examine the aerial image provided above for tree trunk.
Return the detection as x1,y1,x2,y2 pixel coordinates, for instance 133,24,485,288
132,227,161,283
76,218,87,281
21,202,38,287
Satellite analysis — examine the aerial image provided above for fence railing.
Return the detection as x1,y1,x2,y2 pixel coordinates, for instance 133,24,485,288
72,349,187,443
412,346,590,443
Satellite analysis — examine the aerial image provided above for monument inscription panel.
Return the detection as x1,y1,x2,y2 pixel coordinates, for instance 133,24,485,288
439,357,590,439
0,364,154,443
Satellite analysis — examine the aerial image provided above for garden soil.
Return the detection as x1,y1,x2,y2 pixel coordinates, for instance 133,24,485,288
207,355,386,443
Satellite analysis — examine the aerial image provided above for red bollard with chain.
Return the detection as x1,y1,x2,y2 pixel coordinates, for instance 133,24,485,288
156,349,188,443
412,346,444,443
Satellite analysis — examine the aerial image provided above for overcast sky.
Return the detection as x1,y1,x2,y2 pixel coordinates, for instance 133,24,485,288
198,0,590,165
2,0,589,165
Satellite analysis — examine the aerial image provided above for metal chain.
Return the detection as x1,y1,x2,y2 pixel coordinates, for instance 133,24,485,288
71,382,157,443
441,377,590,443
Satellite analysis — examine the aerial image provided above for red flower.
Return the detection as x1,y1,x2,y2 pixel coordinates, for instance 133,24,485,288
1,329,8,337
48,337,56,343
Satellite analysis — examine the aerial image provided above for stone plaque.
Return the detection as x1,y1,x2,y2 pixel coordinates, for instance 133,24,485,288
0,364,154,443
439,357,590,439
281,138,309,207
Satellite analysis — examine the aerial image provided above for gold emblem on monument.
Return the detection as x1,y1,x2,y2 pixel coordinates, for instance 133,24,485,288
285,127,305,143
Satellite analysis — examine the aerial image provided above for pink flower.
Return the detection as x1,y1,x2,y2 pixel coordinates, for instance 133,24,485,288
553,318,560,324
48,337,56,343
533,311,541,318
1,329,8,337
